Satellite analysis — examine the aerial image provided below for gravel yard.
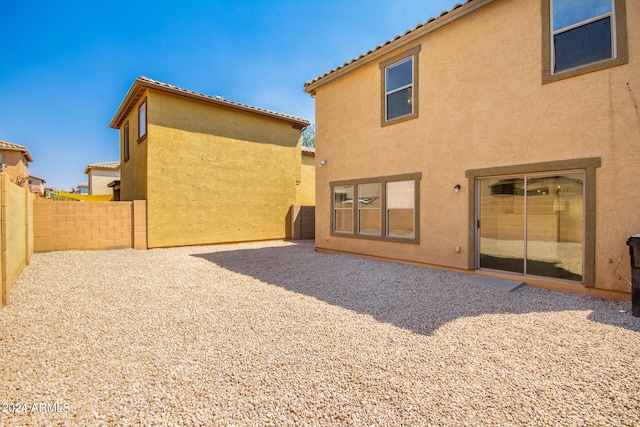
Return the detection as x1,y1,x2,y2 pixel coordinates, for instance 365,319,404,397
1,240,639,426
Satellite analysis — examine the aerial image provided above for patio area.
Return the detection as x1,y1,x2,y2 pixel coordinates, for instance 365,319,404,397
1,240,639,426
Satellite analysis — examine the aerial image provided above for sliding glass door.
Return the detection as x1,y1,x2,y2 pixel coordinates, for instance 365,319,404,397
478,172,584,281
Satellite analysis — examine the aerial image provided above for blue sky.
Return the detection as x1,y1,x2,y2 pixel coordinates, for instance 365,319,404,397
1,0,460,190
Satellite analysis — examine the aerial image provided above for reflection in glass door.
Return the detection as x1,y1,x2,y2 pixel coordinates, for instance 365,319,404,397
478,172,584,281
478,177,525,273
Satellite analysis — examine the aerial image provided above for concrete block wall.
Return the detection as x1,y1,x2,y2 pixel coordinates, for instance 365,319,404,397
33,200,147,251
1,174,33,306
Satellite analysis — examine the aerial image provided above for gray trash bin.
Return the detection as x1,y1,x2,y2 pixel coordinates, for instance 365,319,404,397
626,234,640,317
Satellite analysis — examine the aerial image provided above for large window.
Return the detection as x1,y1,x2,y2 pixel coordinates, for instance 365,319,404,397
123,121,130,162
138,98,147,142
380,46,420,125
542,0,628,83
332,173,420,243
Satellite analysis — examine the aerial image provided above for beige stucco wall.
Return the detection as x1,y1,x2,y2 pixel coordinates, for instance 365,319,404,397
0,150,29,184
312,0,640,296
141,90,303,248
88,169,120,195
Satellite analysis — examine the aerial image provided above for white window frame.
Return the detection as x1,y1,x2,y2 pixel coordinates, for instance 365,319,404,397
550,0,616,75
385,57,414,122
380,45,420,126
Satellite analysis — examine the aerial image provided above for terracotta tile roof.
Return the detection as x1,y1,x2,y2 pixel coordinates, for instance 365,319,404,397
304,0,489,94
301,146,316,156
110,76,310,130
28,174,46,183
0,140,35,162
84,161,120,174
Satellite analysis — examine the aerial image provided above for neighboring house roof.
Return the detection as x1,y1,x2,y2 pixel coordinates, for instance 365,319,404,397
0,140,35,162
110,76,311,130
29,174,46,183
84,161,120,174
304,0,491,94
302,146,316,156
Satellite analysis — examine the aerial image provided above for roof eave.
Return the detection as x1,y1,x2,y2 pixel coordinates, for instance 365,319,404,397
111,77,310,130
304,0,494,95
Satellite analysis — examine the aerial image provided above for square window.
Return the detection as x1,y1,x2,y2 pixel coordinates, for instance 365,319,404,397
543,0,627,82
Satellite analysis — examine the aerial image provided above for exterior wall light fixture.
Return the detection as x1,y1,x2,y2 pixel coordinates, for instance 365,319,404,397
454,184,461,192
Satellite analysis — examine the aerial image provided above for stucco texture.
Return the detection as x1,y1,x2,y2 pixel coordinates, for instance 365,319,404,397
122,90,306,248
311,0,640,297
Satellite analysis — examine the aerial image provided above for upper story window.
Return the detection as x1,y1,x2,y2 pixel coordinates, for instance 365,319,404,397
123,122,130,162
543,0,628,83
138,98,147,142
380,46,420,126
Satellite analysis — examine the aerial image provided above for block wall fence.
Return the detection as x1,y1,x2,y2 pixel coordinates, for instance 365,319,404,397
1,174,34,306
33,200,147,252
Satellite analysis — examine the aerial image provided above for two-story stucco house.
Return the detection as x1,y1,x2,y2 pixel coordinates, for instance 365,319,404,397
83,161,120,196
304,0,639,300
110,76,312,248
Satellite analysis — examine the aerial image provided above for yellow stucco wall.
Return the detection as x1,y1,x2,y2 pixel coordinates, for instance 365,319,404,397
140,90,304,248
312,0,640,296
296,153,316,206
120,90,148,202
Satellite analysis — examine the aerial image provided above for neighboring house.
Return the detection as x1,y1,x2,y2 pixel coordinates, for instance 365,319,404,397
84,161,120,195
28,175,46,196
76,184,89,195
304,0,639,299
0,140,34,185
110,76,312,248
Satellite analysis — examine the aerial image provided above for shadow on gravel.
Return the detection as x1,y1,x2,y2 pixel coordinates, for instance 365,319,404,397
193,241,639,336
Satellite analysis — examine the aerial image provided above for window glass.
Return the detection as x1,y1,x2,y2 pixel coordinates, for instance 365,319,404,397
387,180,415,238
553,0,612,31
554,17,612,73
138,100,147,140
124,122,130,162
334,185,354,233
385,57,413,121
387,88,413,122
386,58,412,92
358,183,381,236
551,0,614,74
